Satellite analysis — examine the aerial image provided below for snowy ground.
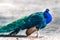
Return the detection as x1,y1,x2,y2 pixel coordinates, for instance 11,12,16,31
0,0,60,40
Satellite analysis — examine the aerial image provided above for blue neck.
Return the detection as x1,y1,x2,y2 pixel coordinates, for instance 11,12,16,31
44,9,52,24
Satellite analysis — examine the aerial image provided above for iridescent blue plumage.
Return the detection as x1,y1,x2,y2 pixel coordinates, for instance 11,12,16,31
44,9,52,24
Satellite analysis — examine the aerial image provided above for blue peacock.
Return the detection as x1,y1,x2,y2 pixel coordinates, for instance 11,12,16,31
0,9,52,36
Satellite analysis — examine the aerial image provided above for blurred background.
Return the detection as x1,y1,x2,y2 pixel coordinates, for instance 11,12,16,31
0,0,60,36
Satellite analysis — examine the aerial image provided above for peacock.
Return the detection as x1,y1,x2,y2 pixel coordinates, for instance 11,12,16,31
0,9,52,36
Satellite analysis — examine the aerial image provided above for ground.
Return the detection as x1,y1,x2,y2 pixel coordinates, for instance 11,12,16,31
0,0,60,40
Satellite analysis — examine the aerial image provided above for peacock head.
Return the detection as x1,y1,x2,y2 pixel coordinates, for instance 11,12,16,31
44,8,52,24
45,8,49,12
